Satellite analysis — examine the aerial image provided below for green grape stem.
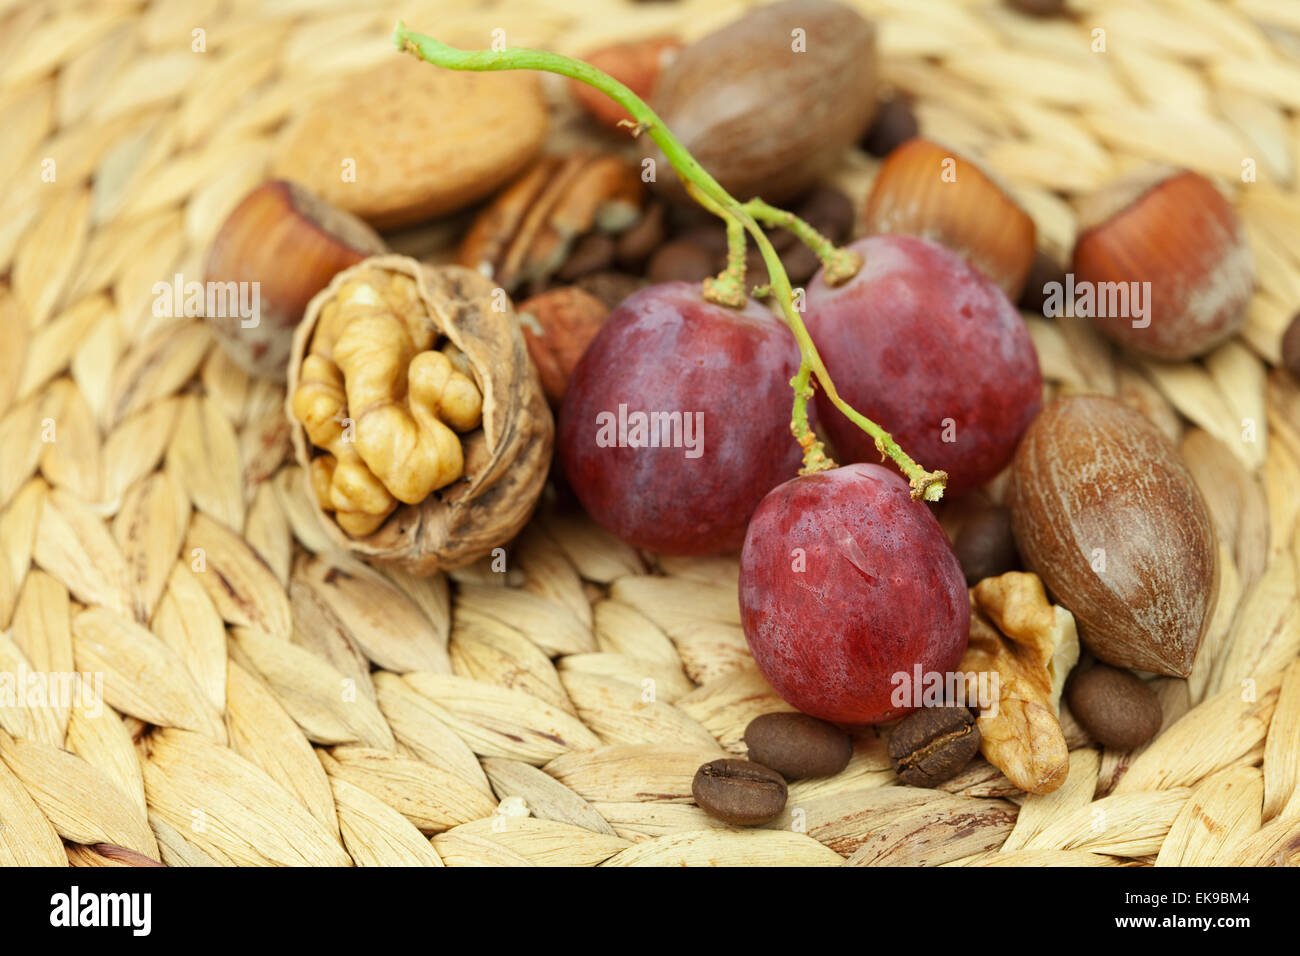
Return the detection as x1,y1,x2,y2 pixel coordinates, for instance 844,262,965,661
392,21,947,502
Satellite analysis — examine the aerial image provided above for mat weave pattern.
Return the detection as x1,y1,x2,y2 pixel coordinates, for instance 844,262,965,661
1,0,1299,866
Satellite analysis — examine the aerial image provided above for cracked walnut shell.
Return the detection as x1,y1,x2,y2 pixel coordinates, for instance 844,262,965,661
960,572,1079,795
287,254,552,573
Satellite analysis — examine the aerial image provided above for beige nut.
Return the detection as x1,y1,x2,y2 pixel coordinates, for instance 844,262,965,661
287,255,553,574
959,572,1080,795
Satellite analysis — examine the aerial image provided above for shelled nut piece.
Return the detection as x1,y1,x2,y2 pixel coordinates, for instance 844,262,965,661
1071,167,1254,360
287,255,552,573
863,138,1037,300
204,180,387,380
960,572,1079,795
457,153,645,295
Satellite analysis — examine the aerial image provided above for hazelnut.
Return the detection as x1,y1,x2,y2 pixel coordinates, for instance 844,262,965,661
569,37,681,131
862,138,1037,300
517,287,609,406
204,180,387,381
287,255,552,573
1071,168,1254,360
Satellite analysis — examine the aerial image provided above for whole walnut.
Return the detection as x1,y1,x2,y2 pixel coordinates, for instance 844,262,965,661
287,255,552,573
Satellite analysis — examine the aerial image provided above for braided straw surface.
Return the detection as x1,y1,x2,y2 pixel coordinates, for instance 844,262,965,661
1,0,1299,867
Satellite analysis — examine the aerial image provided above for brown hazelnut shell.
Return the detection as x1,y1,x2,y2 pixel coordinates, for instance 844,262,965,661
863,138,1037,300
205,180,387,381
1009,395,1218,677
1071,168,1253,360
286,254,553,574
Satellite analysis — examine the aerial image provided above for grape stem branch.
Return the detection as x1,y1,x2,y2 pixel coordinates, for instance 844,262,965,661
393,21,947,501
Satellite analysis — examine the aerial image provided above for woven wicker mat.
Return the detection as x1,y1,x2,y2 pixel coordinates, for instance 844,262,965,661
1,0,1299,868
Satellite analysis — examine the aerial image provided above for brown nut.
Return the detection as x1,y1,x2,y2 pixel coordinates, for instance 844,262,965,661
203,180,387,381
1009,395,1219,677
457,153,645,295
1071,168,1254,360
569,37,682,131
645,0,877,205
287,254,553,573
863,138,1037,300
517,287,609,406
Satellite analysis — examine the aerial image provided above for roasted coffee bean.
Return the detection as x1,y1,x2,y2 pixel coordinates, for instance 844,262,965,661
744,246,770,285
780,242,821,284
954,505,1020,586
744,712,853,779
648,239,717,283
692,758,788,825
615,202,667,269
674,223,730,257
573,271,647,310
1066,664,1163,750
1019,249,1068,317
862,95,918,158
795,186,855,243
1282,311,1300,380
888,705,981,787
557,232,616,281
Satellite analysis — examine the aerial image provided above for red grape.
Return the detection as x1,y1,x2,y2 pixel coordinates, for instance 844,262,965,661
740,463,969,724
805,235,1042,495
559,282,808,555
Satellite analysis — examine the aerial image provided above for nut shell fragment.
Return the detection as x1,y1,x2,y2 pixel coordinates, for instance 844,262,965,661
287,255,553,573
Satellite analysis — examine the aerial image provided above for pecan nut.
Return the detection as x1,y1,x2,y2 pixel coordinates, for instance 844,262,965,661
457,153,645,294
